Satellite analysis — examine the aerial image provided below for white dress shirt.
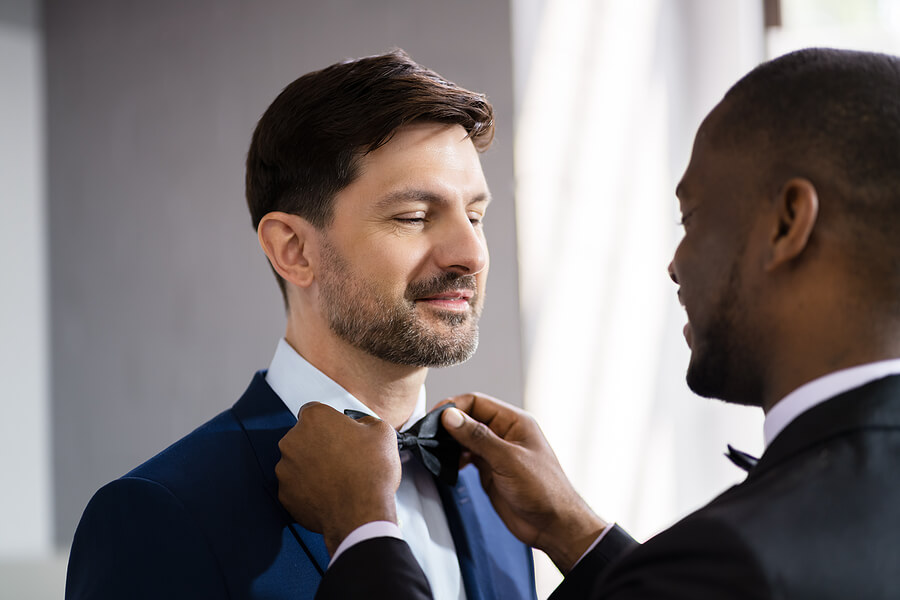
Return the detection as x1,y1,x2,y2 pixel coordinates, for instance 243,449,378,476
266,339,466,600
763,358,900,447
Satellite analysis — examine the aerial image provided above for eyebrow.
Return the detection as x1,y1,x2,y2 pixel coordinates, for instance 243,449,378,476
373,189,492,210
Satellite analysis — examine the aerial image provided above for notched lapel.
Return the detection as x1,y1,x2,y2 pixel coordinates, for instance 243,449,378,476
231,371,331,576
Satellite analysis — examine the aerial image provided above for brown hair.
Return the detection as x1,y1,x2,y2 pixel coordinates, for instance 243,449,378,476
245,49,495,302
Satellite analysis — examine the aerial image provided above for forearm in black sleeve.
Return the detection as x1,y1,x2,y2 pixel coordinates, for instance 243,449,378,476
315,537,433,600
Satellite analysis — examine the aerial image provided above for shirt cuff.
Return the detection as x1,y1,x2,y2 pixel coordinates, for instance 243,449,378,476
329,521,403,566
572,523,615,569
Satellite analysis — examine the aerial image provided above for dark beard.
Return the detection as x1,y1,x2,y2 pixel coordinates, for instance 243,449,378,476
318,240,481,367
685,259,763,407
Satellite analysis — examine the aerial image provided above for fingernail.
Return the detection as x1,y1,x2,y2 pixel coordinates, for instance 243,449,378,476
444,407,465,428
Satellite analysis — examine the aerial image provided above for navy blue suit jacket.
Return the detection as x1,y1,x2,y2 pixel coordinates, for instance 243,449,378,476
66,372,536,599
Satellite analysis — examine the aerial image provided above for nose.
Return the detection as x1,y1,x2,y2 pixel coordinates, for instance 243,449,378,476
668,259,679,284
434,213,488,275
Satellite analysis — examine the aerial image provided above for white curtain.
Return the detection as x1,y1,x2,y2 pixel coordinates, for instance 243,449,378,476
513,1,766,594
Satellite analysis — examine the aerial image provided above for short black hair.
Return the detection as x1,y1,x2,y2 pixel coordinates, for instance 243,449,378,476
715,48,900,294
245,49,494,303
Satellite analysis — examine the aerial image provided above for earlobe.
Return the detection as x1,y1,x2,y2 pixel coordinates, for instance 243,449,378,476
767,178,819,271
257,212,317,287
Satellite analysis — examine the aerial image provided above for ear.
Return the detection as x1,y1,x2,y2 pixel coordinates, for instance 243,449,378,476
257,212,319,288
766,178,819,271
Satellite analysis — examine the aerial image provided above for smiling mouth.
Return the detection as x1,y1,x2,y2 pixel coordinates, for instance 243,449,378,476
677,289,692,347
415,289,474,311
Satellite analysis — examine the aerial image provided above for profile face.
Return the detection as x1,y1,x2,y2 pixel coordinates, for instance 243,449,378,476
669,107,766,405
316,122,491,367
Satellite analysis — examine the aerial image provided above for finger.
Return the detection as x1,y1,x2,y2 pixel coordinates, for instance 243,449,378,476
296,400,327,421
297,401,355,426
435,394,476,413
441,406,511,461
437,393,515,433
349,413,384,427
455,393,528,441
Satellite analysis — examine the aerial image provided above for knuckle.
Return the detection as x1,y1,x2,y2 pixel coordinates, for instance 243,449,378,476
374,419,394,436
297,401,323,421
471,421,491,442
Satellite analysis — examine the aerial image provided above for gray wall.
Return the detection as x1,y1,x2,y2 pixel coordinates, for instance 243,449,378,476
47,0,522,546
0,0,51,558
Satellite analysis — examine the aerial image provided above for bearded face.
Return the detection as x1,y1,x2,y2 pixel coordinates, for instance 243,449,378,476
318,238,483,367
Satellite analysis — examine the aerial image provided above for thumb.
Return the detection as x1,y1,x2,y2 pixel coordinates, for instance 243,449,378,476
442,407,507,461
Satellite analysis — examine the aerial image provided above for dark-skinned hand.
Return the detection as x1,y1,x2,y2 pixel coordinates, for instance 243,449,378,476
275,401,401,555
439,393,607,574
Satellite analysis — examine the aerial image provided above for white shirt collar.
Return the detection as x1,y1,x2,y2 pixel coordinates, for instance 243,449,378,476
265,338,427,431
763,358,900,447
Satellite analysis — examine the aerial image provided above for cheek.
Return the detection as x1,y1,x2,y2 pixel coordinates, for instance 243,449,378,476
474,270,489,302
370,247,430,292
675,230,734,285
671,241,717,315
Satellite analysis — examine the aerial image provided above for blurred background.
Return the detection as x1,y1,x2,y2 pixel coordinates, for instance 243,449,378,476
4,0,900,597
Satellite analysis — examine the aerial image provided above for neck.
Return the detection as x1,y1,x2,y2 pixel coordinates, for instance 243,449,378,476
285,320,426,429
759,316,900,414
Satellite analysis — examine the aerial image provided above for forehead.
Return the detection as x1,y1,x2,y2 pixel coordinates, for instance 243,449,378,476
353,122,487,195
677,103,753,204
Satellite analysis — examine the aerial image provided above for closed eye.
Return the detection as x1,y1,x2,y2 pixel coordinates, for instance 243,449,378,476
394,210,427,225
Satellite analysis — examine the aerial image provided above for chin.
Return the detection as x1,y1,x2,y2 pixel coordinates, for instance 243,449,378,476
685,346,728,400
686,356,763,408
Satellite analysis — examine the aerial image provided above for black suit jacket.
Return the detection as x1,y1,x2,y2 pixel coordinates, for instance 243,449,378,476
318,374,900,599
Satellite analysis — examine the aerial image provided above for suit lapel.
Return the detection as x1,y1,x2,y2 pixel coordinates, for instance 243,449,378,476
231,371,331,577
436,467,493,600
751,374,900,481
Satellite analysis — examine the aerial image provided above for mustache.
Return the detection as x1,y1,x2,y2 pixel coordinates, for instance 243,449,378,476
406,272,478,300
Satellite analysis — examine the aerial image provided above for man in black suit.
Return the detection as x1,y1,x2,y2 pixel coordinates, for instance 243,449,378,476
274,47,900,598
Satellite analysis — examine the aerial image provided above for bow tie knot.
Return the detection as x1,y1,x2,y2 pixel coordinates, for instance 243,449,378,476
344,403,462,485
725,444,759,472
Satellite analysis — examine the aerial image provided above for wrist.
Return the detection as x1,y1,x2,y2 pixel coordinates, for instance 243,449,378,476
542,509,607,574
322,498,398,555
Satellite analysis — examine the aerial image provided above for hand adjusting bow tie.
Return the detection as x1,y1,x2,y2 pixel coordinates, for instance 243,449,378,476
725,444,759,472
344,403,462,486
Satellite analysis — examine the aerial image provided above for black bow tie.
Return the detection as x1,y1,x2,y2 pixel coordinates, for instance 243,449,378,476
725,444,759,472
344,403,462,486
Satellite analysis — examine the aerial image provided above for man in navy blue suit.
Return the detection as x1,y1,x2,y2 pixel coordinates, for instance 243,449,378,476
65,49,536,600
